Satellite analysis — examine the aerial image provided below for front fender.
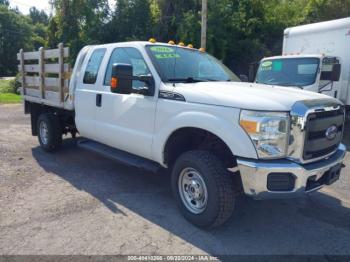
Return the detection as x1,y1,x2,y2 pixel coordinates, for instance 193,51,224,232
152,107,257,165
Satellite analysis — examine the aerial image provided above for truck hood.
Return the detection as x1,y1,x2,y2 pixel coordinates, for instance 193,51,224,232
171,81,338,111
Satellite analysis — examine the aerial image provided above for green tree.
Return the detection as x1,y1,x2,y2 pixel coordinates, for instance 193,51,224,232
28,7,50,50
152,0,199,42
29,7,49,25
31,23,48,49
304,0,350,23
2,0,349,77
49,0,109,60
204,0,267,73
102,0,153,43
47,17,59,48
0,5,33,76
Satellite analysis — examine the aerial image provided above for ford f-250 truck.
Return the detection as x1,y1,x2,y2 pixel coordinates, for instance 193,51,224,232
18,41,346,228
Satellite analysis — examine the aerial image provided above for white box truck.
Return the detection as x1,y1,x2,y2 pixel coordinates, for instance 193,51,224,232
255,17,350,118
18,41,346,228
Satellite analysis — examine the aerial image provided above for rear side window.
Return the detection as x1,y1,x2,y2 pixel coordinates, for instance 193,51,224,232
83,49,106,84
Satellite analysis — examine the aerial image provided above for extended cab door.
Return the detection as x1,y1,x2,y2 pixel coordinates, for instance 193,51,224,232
94,47,157,159
75,48,106,140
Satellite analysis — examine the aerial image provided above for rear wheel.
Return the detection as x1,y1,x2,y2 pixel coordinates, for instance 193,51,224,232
37,113,62,152
171,150,236,228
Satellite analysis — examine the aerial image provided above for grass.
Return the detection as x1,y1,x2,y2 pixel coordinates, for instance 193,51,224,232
0,93,22,104
0,79,11,92
0,79,21,104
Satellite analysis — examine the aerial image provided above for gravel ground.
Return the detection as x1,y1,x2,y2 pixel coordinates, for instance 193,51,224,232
0,104,350,255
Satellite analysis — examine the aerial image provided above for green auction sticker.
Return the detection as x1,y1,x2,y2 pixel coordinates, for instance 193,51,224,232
260,61,272,71
261,61,272,67
150,46,174,53
155,53,180,59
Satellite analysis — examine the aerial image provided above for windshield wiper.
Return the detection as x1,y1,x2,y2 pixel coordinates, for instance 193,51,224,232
167,77,218,83
261,81,304,89
279,83,303,89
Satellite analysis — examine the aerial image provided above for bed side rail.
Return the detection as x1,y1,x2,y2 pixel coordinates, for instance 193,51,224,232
17,43,70,108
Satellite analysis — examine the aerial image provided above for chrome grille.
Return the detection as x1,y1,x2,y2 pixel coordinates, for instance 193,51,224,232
303,108,344,160
288,99,344,164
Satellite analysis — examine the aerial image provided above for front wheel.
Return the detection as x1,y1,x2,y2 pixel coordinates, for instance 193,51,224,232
171,150,236,228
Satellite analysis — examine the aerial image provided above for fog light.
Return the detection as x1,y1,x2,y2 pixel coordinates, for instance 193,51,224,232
267,173,295,191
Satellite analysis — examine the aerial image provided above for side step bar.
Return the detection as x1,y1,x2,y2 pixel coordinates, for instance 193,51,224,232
77,139,161,173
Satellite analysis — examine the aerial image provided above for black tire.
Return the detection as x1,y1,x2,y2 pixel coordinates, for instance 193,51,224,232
37,113,62,152
171,150,236,228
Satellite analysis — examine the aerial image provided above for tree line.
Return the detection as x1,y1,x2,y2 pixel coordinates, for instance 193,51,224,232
1,0,350,76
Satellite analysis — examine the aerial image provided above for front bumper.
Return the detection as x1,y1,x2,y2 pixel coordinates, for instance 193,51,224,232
237,143,346,199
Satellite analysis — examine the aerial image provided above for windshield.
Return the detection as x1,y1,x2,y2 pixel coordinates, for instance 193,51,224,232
256,58,320,87
146,45,240,83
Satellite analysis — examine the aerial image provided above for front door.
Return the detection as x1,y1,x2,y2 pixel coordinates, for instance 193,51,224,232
94,47,157,159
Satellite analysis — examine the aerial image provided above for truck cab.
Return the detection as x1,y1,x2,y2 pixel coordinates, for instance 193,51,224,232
256,54,341,98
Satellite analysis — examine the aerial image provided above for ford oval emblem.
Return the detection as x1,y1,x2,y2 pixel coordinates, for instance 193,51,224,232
325,125,338,140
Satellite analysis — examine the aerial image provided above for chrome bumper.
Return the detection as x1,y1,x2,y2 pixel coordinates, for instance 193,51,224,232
237,144,346,199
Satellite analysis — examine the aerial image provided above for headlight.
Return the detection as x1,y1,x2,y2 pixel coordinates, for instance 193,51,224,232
240,110,289,159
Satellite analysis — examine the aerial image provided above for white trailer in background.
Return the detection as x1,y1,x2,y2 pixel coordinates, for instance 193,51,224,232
255,17,350,117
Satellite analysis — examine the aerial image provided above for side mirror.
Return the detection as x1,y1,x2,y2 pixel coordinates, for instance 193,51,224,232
320,64,341,82
331,64,341,81
240,74,249,82
111,63,133,94
110,63,155,96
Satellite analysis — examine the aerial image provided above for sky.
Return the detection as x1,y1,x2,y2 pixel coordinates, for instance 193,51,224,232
9,0,52,14
9,0,115,15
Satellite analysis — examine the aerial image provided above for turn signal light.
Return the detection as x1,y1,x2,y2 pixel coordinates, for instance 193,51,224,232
240,120,258,134
111,77,118,89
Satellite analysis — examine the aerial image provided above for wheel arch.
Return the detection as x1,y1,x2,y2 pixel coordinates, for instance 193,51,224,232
163,127,235,168
153,111,257,167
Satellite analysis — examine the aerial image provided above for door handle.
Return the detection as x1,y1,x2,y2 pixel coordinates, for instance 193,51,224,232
96,94,102,107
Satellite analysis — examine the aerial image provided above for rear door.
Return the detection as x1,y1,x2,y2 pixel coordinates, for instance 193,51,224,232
75,48,106,140
94,47,157,159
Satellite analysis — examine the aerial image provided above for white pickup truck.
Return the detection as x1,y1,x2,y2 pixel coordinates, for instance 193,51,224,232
19,41,346,228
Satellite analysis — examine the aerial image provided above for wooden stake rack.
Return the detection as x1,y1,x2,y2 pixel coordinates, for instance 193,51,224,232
17,43,70,108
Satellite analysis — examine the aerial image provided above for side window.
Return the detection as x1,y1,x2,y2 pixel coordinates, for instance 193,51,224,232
104,47,150,89
83,49,106,84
